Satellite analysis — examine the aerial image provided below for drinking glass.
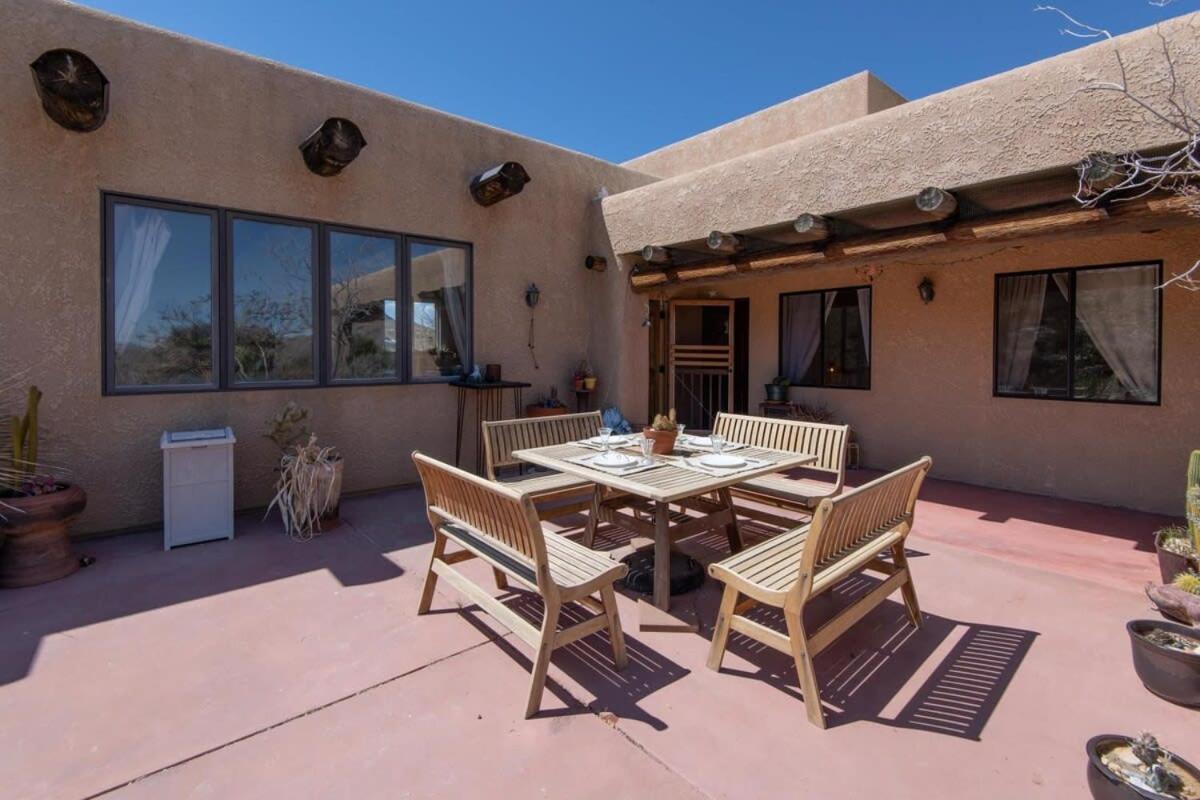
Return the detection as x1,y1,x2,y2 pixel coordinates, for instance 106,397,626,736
639,435,654,464
710,434,726,455
676,423,686,442
598,426,613,453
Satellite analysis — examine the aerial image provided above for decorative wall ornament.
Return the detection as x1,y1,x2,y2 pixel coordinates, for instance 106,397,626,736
918,277,936,304
525,283,541,370
470,162,531,206
854,264,885,283
299,118,366,176
30,49,109,132
585,255,607,272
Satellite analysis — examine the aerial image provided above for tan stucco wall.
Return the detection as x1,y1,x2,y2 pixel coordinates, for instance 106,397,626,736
622,72,905,179
645,225,1200,514
603,12,1200,253
0,0,654,534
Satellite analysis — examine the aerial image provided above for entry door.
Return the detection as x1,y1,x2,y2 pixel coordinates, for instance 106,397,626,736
668,299,734,430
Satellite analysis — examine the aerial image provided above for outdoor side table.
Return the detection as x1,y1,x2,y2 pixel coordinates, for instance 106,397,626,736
160,427,236,550
450,380,532,473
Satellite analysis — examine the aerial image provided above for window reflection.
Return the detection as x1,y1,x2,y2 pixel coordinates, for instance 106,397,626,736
329,231,397,380
410,242,469,378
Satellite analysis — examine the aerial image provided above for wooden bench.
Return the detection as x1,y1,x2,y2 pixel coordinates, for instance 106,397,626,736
482,412,602,520
706,457,932,728
712,412,850,528
413,452,628,718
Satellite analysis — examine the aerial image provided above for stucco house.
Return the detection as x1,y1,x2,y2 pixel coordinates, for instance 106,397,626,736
2,0,1198,541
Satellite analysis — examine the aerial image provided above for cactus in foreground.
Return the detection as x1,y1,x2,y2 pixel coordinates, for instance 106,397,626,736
1187,450,1200,553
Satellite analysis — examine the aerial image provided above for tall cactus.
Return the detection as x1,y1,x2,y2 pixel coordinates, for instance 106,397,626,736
1187,450,1200,553
6,385,41,488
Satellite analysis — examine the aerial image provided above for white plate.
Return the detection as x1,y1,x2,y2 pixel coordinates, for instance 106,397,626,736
586,434,630,446
592,451,636,468
699,453,745,468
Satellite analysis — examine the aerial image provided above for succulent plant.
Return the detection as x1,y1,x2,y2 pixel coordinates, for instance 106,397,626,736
1173,571,1200,596
649,408,677,432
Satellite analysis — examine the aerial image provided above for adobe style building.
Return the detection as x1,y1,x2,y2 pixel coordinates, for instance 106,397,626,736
2,0,1198,534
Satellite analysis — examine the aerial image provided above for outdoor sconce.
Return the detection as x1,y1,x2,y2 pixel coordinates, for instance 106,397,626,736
918,277,936,304
524,282,541,308
30,49,109,132
585,255,608,272
299,118,367,176
470,161,531,207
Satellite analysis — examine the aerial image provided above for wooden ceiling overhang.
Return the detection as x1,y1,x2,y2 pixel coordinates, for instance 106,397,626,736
627,160,1196,292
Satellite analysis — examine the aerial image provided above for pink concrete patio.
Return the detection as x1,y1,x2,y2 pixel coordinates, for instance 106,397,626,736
0,474,1192,800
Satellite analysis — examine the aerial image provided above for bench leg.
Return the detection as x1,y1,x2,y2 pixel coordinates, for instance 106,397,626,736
784,611,826,729
582,487,602,549
706,584,739,671
417,530,447,615
525,597,562,719
892,542,921,628
717,487,743,553
493,568,509,591
600,585,628,670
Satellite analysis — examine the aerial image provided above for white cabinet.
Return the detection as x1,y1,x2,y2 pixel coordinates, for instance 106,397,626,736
160,428,236,550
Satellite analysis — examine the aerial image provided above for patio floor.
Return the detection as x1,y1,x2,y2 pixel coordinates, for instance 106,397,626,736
0,472,1194,799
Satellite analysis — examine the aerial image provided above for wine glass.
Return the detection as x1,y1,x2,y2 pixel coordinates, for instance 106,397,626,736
639,435,654,465
598,426,613,453
676,423,686,443
710,434,726,455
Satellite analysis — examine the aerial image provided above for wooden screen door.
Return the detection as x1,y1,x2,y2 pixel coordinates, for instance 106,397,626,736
668,299,735,430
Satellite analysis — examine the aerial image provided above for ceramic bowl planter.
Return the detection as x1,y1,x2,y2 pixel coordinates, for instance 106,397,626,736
1126,619,1200,708
0,483,86,588
1086,733,1200,800
642,428,678,455
1155,528,1198,584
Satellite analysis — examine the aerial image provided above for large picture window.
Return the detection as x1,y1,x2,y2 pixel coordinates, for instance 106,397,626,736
103,193,471,394
779,286,871,389
993,262,1161,404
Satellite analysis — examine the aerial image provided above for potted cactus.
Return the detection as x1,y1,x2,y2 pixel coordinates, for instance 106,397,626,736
1152,452,1200,583
0,385,86,587
643,409,680,455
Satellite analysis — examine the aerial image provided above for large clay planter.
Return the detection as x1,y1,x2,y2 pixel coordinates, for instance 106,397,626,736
1126,619,1200,708
0,483,86,588
1154,530,1198,584
643,428,678,455
1086,734,1200,800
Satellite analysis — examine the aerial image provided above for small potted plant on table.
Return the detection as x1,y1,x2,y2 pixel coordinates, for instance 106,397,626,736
643,409,679,455
0,385,86,588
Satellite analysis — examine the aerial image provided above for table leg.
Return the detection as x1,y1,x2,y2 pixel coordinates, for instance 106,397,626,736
717,487,744,553
454,387,466,468
653,501,671,611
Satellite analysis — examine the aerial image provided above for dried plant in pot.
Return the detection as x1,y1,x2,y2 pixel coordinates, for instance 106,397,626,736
643,409,679,455
0,385,85,588
264,402,343,538
1086,732,1200,800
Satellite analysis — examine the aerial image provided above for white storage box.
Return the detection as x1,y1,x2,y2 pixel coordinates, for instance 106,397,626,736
160,427,236,550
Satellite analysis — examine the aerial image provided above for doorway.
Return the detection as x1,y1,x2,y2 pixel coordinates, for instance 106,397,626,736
649,299,747,430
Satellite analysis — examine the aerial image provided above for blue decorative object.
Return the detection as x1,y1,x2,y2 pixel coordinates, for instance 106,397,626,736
602,406,633,435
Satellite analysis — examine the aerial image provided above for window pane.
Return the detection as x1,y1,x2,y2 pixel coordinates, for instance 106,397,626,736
410,242,469,378
329,231,396,380
111,202,215,388
780,293,822,385
1073,264,1159,402
822,288,870,388
231,218,315,384
996,273,1069,397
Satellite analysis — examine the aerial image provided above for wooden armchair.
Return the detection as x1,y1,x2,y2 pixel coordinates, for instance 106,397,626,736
482,411,602,520
706,457,932,728
412,452,628,718
712,412,850,528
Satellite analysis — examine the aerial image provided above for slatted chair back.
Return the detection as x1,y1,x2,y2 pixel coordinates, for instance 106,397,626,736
413,452,550,589
793,457,931,599
713,413,850,488
482,411,604,479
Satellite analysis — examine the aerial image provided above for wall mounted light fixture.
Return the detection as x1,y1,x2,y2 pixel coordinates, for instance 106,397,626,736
585,255,607,272
470,161,531,206
918,277,936,304
30,49,109,132
525,283,541,370
299,118,366,176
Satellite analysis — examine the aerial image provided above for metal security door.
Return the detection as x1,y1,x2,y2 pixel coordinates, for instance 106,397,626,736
668,299,734,431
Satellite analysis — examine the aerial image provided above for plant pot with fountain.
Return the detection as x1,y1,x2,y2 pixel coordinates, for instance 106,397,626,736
0,385,86,588
643,408,679,455
265,402,343,540
1086,732,1199,800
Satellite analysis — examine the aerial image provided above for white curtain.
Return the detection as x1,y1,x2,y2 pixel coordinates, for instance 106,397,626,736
114,207,172,353
856,287,871,363
439,253,469,367
783,294,821,381
1072,265,1159,401
996,274,1048,392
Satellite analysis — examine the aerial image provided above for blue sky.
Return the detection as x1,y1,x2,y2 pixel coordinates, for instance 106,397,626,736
78,0,1187,163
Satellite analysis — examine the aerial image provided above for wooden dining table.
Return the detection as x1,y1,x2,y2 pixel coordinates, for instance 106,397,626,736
513,440,815,630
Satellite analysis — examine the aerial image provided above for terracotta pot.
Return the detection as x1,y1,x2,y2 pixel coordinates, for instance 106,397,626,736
1154,530,1198,584
643,428,678,455
583,377,597,391
0,483,86,588
1126,619,1200,708
526,404,567,418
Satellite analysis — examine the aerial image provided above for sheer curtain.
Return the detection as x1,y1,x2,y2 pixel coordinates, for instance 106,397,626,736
114,207,171,353
1072,265,1159,401
996,274,1048,392
856,287,871,363
782,294,821,381
439,253,469,367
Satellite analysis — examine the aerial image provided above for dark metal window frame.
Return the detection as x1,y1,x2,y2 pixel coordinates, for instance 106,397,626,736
777,284,872,391
101,191,473,395
991,259,1163,406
